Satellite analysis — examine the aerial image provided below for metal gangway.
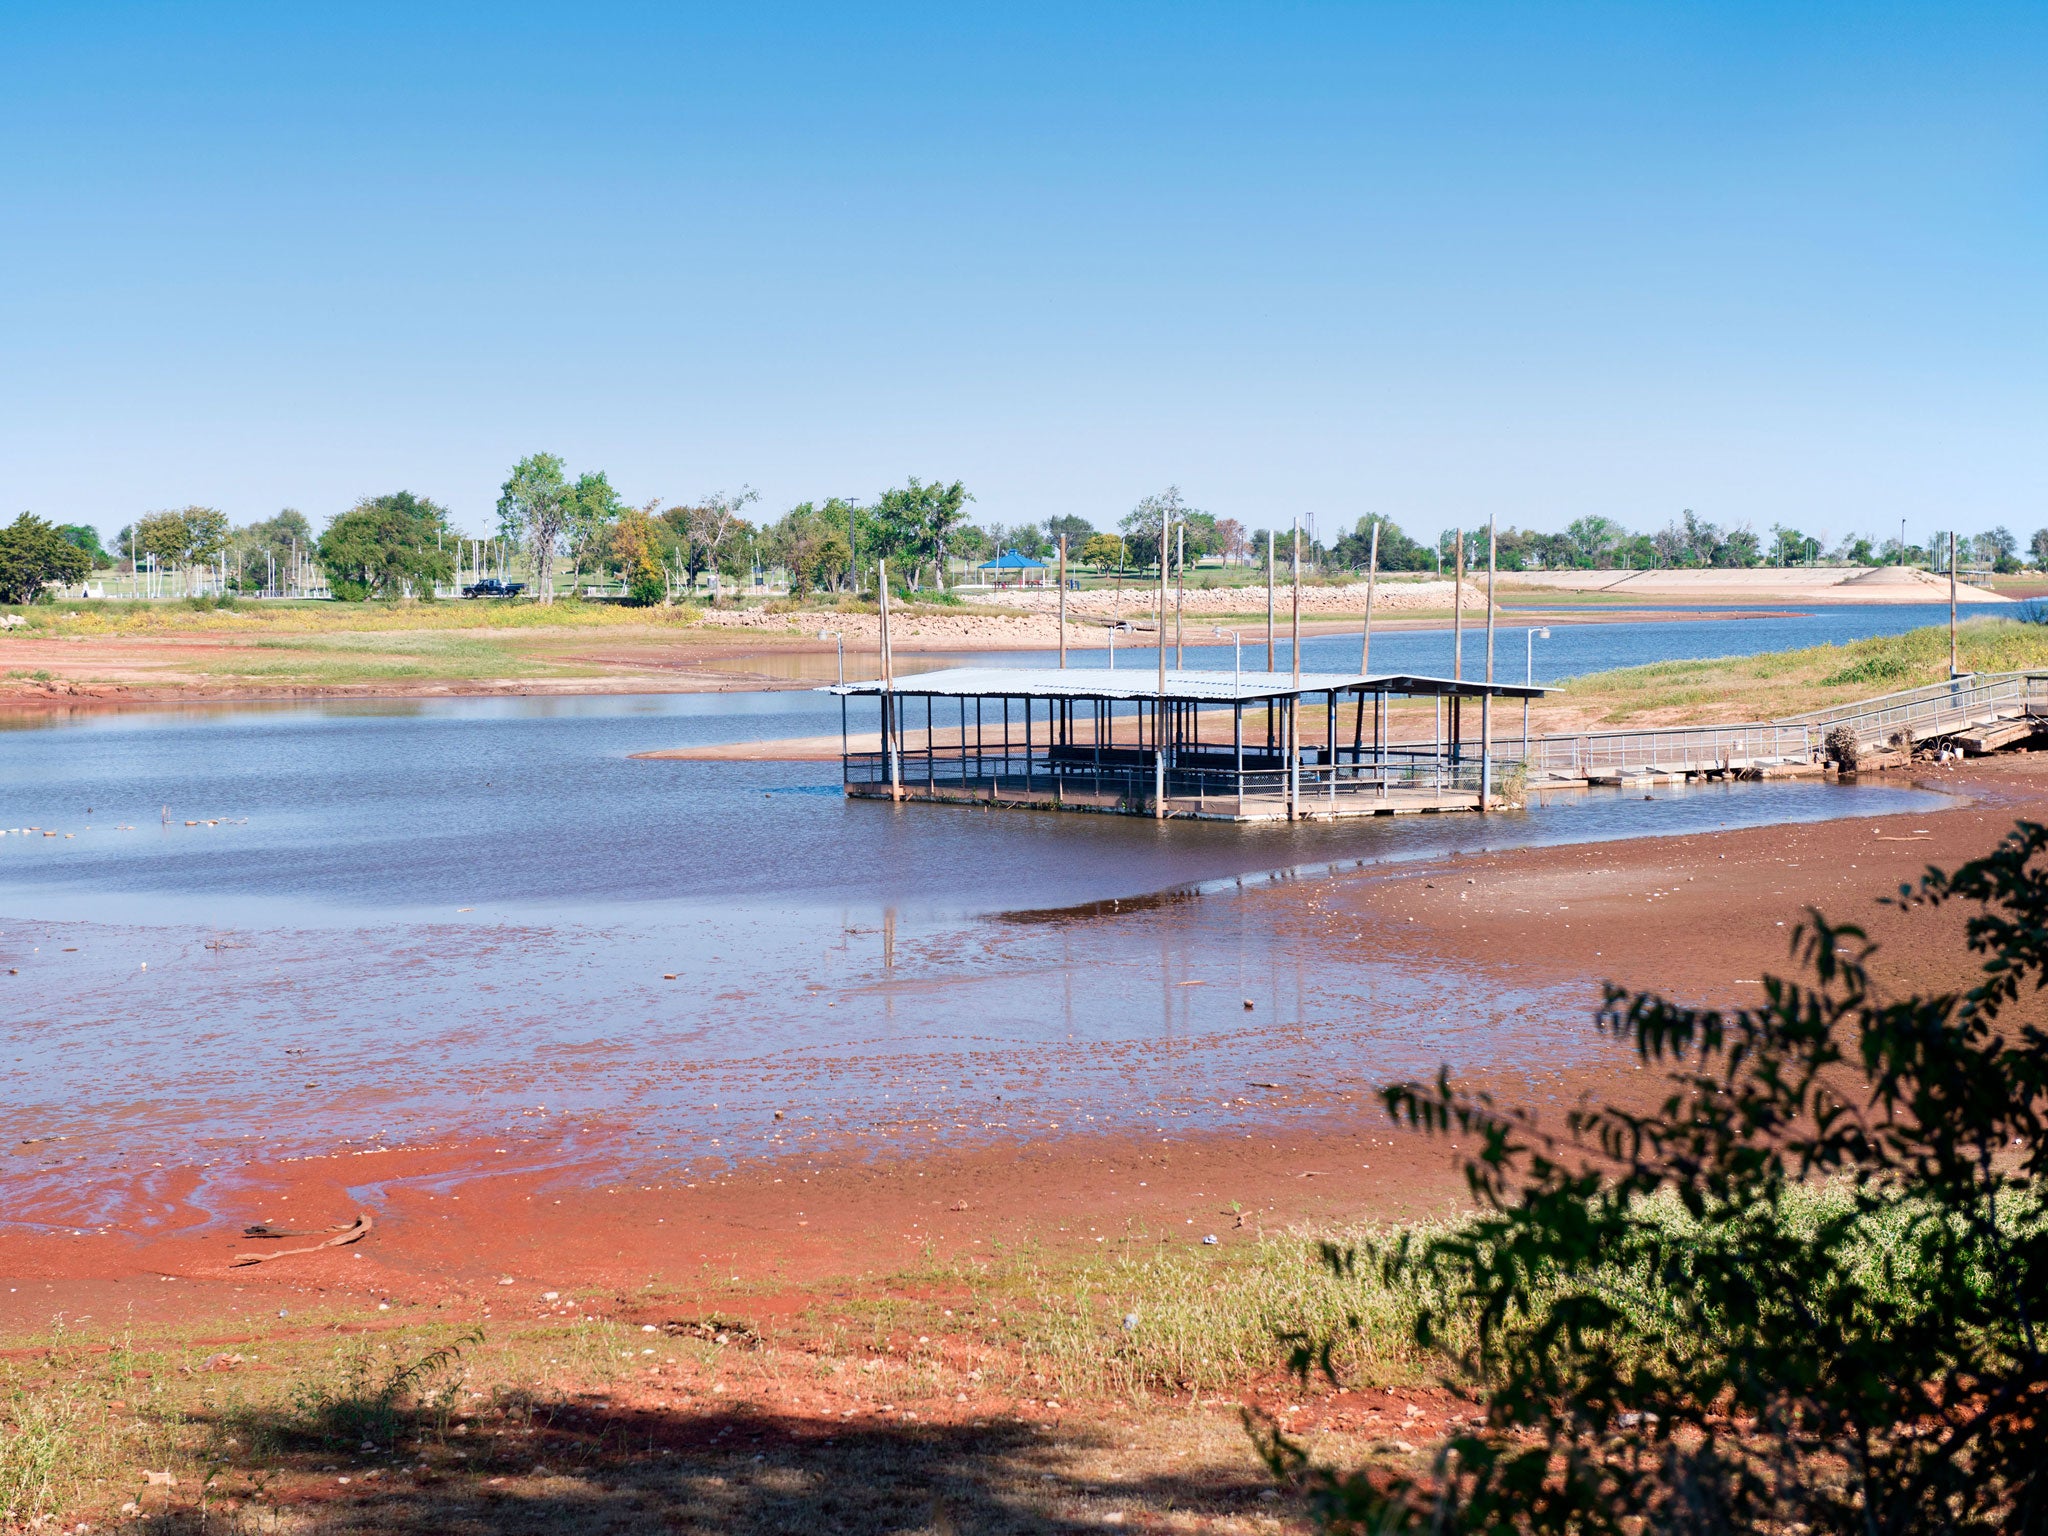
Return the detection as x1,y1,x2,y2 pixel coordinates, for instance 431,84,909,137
1524,671,2048,786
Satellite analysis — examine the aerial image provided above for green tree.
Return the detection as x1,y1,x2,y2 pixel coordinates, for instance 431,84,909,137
0,513,91,603
132,506,230,594
1264,824,2048,1534
764,502,853,597
1120,486,1198,572
874,478,973,589
683,487,760,601
1079,532,1125,572
230,509,316,591
563,470,625,589
1046,514,1095,554
1332,515,1431,573
316,492,455,602
55,525,111,568
610,502,669,605
1562,514,1625,568
1975,527,2020,574
1717,524,1763,567
496,453,571,604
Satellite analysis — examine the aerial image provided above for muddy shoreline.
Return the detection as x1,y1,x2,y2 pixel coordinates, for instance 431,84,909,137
0,753,2029,1334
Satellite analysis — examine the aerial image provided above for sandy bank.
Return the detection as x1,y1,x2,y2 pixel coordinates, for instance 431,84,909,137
1502,565,2009,603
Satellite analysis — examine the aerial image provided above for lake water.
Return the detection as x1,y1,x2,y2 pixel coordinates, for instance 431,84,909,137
0,603,1968,1228
713,600,1979,687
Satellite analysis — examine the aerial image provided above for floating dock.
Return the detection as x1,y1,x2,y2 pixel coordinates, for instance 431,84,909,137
824,667,1544,821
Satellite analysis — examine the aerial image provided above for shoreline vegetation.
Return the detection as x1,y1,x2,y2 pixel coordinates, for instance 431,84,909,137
11,597,2046,737
5,783,2042,1530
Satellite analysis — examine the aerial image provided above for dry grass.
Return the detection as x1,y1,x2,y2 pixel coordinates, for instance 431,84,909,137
0,1224,1452,1532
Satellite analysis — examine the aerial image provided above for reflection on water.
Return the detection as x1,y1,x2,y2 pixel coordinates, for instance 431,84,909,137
0,688,1959,1229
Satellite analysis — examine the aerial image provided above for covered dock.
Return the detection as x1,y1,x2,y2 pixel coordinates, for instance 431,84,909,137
822,667,1545,821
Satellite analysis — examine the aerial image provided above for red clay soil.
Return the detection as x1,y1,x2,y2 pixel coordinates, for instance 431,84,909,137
0,756,2036,1338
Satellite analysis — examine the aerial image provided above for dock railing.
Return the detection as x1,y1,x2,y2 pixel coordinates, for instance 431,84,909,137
1524,670,2048,779
1778,671,2048,743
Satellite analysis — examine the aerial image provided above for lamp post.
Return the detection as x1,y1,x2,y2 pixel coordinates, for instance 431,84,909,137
1108,621,1128,670
818,629,844,685
1523,626,1550,760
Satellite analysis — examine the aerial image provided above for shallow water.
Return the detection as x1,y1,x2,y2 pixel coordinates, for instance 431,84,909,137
0,692,1949,925
0,688,1954,1231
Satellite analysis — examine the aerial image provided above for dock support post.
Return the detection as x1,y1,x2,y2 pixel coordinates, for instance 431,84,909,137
1234,701,1244,817
1480,694,1493,810
1287,698,1299,820
1327,690,1337,810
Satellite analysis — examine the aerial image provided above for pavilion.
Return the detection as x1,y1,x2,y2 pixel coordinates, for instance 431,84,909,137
823,666,1545,821
976,549,1050,587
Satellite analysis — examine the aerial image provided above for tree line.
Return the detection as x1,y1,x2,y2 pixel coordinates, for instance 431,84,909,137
3,468,2042,605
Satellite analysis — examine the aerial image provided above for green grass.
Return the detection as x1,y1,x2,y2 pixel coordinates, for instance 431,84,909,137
1544,615,2048,725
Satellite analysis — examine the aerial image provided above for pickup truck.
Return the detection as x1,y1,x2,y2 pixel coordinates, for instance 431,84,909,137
461,578,526,598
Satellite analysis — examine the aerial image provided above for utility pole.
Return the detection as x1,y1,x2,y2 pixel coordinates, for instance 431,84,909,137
1290,517,1301,686
1265,534,1275,671
1174,523,1184,669
1452,528,1465,681
1057,535,1068,669
1950,531,1959,679
1359,521,1378,674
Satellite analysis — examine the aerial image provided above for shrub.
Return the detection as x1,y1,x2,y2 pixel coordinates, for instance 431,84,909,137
1263,822,2048,1533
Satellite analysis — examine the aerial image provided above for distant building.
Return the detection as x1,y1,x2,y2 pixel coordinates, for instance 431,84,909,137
977,550,1050,588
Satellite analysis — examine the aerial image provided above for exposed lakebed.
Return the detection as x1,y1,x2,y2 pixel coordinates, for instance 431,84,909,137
0,682,1953,1233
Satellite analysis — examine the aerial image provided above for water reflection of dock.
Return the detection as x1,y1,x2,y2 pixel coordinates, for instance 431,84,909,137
824,667,1543,822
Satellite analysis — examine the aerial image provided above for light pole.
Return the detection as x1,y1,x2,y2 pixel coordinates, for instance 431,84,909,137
1108,622,1129,670
1523,626,1550,760
818,629,844,685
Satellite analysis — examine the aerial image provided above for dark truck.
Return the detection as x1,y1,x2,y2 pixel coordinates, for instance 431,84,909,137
461,578,527,598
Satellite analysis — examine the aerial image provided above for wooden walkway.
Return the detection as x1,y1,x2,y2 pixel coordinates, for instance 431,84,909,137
1522,671,2048,790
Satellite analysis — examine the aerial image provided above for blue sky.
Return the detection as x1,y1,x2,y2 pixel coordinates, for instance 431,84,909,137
3,2,2043,545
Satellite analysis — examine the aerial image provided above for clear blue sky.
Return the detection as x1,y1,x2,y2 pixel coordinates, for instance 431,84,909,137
3,2,2042,546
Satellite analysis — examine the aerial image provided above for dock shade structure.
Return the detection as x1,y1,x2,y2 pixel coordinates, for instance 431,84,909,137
822,667,1545,821
976,549,1050,587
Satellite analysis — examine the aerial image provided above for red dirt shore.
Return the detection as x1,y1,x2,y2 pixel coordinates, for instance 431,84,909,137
0,756,2034,1337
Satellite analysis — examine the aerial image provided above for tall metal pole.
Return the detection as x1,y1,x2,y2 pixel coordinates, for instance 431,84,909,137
1057,535,1068,669
1290,517,1301,687
1480,517,1496,809
1174,523,1184,669
1265,534,1275,671
1156,499,1169,819
1360,521,1379,674
1950,531,1959,679
1452,527,1465,681
880,558,900,800
1484,516,1497,686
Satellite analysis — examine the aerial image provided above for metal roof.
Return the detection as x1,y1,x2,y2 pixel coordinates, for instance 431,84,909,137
821,667,1544,703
